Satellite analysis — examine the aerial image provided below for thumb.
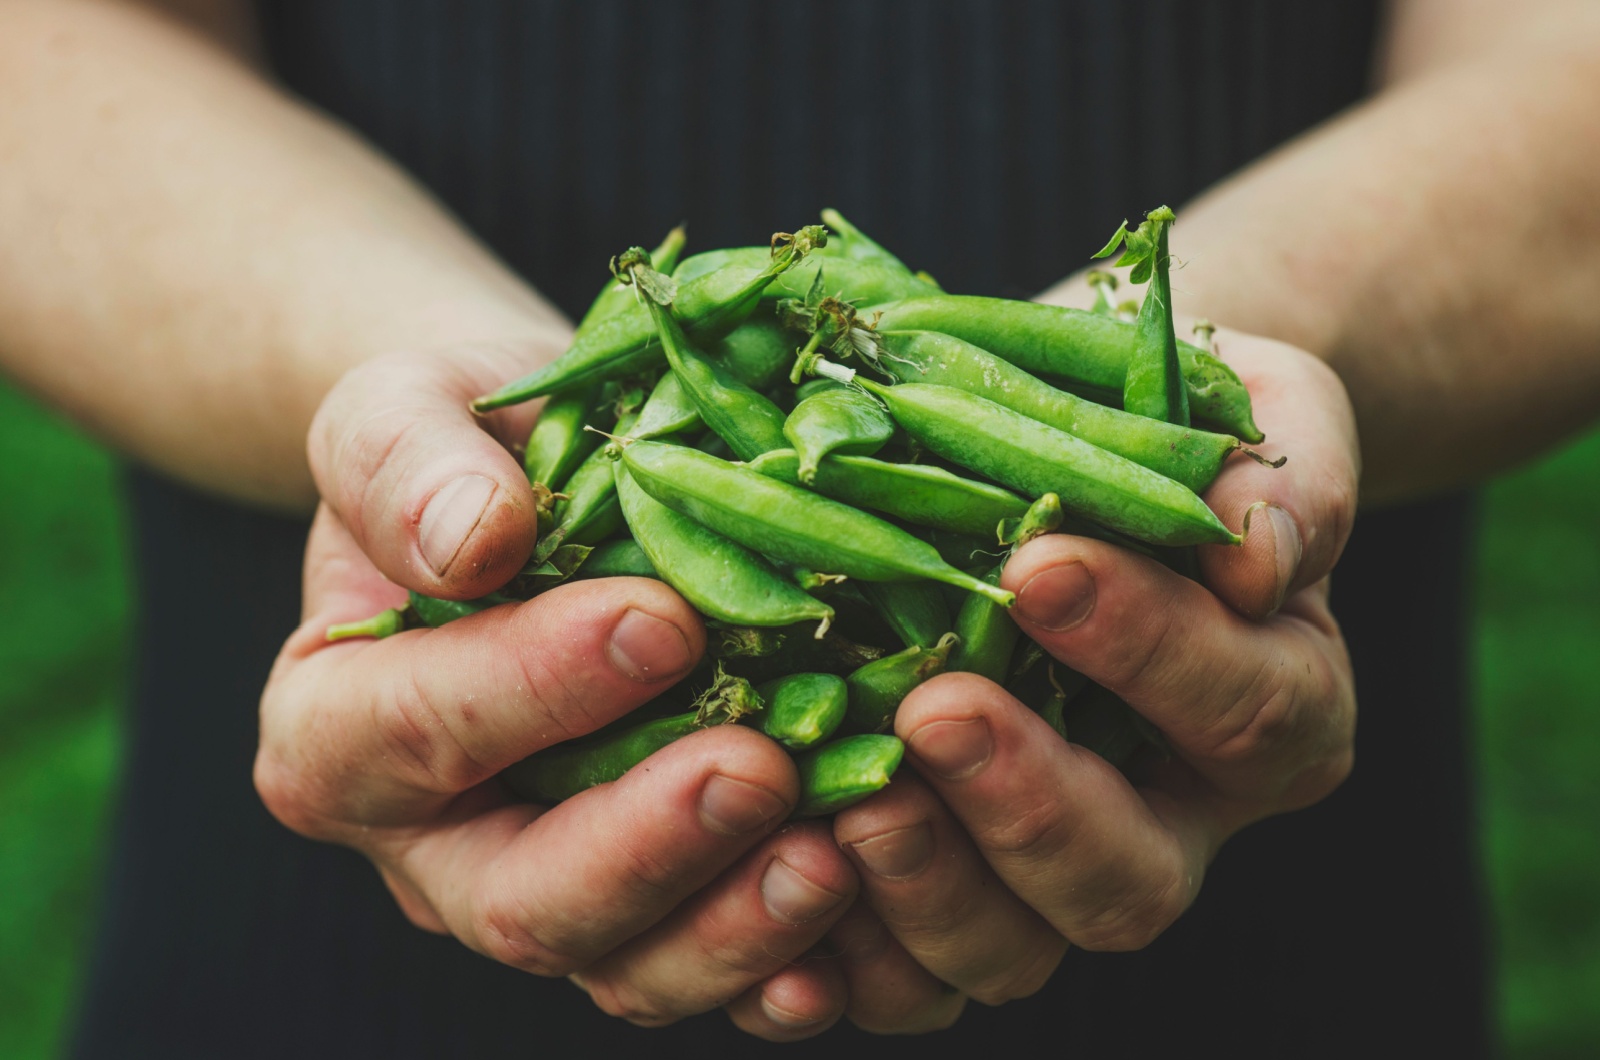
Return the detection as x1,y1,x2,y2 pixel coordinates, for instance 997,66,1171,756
307,340,560,599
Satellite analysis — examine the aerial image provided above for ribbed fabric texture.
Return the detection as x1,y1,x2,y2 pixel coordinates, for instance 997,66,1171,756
71,4,1493,1058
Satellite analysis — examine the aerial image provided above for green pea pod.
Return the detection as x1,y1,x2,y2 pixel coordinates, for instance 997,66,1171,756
472,227,825,411
853,379,1240,548
876,330,1243,495
632,371,703,441
997,493,1064,549
409,590,516,628
843,633,959,734
620,441,1015,606
640,295,787,461
571,537,659,581
754,673,849,750
949,565,1020,684
615,461,835,630
793,377,843,403
1125,209,1188,424
856,581,951,650
703,317,798,391
818,208,913,274
552,411,638,546
523,384,605,492
674,247,938,307
502,672,762,804
574,224,687,339
784,387,896,484
792,734,906,818
868,295,1263,442
747,449,1029,538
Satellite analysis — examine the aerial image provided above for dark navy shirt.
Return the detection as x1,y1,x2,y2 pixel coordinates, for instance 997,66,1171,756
72,4,1490,1056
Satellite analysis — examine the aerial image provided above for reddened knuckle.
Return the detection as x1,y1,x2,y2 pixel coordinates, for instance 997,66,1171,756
252,751,337,840
371,673,487,794
580,975,679,1027
472,898,575,977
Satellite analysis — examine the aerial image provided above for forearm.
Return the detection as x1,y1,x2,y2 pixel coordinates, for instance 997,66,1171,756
0,0,568,511
1049,2,1600,505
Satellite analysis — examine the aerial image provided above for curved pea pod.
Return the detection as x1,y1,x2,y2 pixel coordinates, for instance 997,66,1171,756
792,734,906,818
877,330,1244,495
523,384,604,493
818,208,913,274
857,581,951,651
632,371,702,441
472,228,824,411
675,246,938,307
949,565,1020,684
747,449,1029,538
843,632,959,734
868,295,1263,442
783,386,896,483
552,412,637,546
615,461,834,630
754,673,848,750
998,493,1064,550
703,317,798,391
574,224,686,339
620,441,1014,606
571,537,658,581
502,671,762,804
1120,209,1188,425
642,297,787,461
855,380,1241,548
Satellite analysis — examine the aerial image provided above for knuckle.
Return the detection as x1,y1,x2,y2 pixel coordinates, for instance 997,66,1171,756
252,749,339,841
579,974,682,1027
610,832,694,907
967,941,1064,1006
980,795,1070,862
1100,602,1181,701
369,671,489,794
1070,863,1191,953
471,890,579,977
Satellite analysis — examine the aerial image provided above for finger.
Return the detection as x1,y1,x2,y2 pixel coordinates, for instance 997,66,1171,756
823,903,967,1035
1197,334,1360,618
723,956,848,1042
1003,534,1354,804
571,822,856,1027
260,537,704,823
389,726,802,978
833,773,1067,1005
896,673,1215,951
307,340,561,599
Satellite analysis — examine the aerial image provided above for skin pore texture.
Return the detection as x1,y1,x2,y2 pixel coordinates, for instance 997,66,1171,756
3,0,1599,1043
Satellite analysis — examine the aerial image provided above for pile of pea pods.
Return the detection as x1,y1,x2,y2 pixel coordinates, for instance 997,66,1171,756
329,208,1277,818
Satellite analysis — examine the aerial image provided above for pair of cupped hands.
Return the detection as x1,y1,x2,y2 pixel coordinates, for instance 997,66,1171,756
257,307,1360,1040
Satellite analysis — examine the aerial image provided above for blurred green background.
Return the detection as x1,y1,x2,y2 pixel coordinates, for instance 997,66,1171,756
1,379,1597,1059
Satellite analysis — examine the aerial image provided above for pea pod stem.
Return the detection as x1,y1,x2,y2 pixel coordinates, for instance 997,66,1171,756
471,226,825,412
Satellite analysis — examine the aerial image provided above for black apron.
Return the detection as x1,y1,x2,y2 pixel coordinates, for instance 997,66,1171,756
72,3,1490,1056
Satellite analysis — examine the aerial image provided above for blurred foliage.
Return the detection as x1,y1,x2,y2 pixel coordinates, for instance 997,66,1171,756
0,373,1597,1056
0,381,128,1058
1474,427,1600,1059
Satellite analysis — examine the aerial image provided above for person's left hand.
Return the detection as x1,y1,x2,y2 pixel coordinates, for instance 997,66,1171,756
816,326,1360,1032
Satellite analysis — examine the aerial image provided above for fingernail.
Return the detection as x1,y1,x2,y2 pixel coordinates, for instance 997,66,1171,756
762,995,822,1029
1015,562,1096,631
907,718,993,780
418,474,497,576
762,857,846,925
850,822,934,880
1266,504,1303,610
606,609,694,682
699,774,789,836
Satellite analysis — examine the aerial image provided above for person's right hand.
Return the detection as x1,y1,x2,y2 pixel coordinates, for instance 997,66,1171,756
255,342,860,1041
